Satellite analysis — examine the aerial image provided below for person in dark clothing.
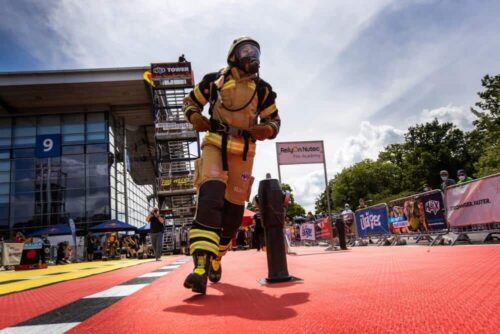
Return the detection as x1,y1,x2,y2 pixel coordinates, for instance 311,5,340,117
146,208,165,261
252,212,265,251
440,170,456,190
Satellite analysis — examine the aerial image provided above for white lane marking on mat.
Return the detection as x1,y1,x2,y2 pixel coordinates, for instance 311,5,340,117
139,272,169,278
84,284,148,298
160,265,180,270
0,322,80,334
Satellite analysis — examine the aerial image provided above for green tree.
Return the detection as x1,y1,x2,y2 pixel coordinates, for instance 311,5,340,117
315,159,402,213
397,119,470,189
468,74,500,177
281,183,306,218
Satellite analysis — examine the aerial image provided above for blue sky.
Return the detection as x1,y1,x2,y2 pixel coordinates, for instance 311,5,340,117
1,0,499,211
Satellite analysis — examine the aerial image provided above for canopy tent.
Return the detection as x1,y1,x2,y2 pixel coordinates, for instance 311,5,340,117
90,219,137,232
137,223,150,234
28,223,74,237
242,208,256,227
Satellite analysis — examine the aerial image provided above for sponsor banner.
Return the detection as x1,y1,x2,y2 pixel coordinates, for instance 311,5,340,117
151,62,193,80
445,174,499,227
355,205,390,238
422,191,447,230
388,190,447,234
300,223,316,241
276,141,324,165
316,217,332,240
1,243,24,266
20,242,43,266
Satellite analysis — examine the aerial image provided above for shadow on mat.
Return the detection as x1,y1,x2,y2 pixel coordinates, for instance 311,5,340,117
163,283,309,320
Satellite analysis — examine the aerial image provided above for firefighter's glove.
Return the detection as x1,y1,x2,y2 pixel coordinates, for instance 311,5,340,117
250,124,274,141
189,113,211,132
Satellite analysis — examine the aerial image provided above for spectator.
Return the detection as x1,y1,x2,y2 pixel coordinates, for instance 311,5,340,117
440,170,456,190
305,211,315,222
341,203,353,214
57,241,70,264
457,169,474,184
357,198,367,210
41,235,51,264
86,235,97,261
423,184,432,192
15,232,26,243
146,208,165,261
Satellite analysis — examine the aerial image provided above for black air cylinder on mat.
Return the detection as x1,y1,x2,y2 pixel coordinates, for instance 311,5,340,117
257,177,293,283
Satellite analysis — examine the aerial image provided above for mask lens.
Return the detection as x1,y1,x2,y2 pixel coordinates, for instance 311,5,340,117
236,43,260,61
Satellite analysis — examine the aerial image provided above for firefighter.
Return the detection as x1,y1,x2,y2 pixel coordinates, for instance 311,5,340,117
182,36,281,294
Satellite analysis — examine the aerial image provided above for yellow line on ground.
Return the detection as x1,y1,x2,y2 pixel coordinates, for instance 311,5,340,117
0,257,168,295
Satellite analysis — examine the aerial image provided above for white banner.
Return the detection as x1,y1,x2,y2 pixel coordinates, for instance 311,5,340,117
1,243,24,266
445,173,500,227
276,141,324,165
300,223,316,241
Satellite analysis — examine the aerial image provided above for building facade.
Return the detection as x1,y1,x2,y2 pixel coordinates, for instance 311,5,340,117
0,68,157,239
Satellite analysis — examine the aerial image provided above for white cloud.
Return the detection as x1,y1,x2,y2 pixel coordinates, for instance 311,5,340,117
333,121,404,168
419,105,476,130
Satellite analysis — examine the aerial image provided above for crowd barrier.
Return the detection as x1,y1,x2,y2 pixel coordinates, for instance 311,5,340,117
445,173,500,245
351,173,499,246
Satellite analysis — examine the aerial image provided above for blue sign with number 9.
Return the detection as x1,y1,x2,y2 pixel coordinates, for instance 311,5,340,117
36,134,61,158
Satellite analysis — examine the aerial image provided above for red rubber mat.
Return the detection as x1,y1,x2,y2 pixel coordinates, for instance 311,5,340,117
0,258,184,329
67,246,499,334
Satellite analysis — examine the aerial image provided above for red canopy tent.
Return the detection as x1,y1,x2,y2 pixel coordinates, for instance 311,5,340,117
241,208,256,227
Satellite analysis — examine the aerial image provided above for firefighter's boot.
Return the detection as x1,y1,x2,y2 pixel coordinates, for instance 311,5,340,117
183,250,213,294
209,257,222,283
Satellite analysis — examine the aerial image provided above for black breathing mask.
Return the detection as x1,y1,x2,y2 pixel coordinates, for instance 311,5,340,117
235,43,260,74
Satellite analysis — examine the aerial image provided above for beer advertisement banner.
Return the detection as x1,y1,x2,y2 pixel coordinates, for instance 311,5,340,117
354,205,390,238
388,191,447,234
276,141,324,165
300,223,316,241
445,173,499,227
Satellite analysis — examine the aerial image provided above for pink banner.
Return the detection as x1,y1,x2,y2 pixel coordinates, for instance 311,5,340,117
445,173,500,227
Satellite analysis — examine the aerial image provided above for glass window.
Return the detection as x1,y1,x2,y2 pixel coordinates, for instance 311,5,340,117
14,169,35,181
0,172,9,183
62,145,84,155
63,133,85,144
0,183,8,195
86,144,108,153
62,114,84,134
13,149,35,158
14,159,34,170
0,138,11,147
0,150,10,159
13,117,36,137
86,153,108,177
87,132,107,142
88,175,109,189
87,113,106,132
62,155,85,178
0,161,9,171
37,115,61,135
12,180,35,193
66,177,85,189
0,194,8,203
13,136,36,147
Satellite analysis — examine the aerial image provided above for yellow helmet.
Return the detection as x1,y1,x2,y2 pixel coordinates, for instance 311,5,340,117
227,36,261,71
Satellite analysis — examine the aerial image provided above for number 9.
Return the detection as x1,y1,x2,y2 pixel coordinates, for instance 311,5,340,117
43,138,53,152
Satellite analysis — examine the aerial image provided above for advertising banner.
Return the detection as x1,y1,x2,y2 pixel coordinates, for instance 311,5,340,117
276,141,324,165
19,242,43,266
151,62,193,80
316,217,332,240
388,190,448,234
300,223,316,241
422,190,447,231
354,205,390,238
1,243,24,266
445,174,500,227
